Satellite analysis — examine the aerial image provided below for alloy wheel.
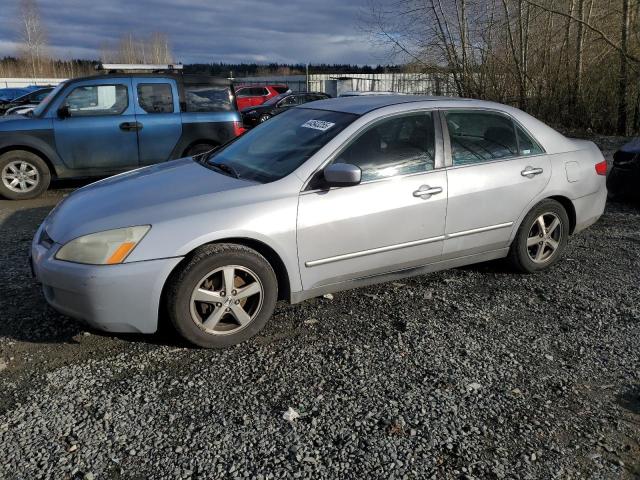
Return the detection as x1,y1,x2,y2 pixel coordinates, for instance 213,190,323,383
189,265,264,335
1,160,39,193
526,212,562,264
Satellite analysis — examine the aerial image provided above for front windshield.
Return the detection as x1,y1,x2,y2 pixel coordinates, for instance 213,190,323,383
206,108,357,183
32,82,65,117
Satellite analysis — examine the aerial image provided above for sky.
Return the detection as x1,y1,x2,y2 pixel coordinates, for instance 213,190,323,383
0,0,385,65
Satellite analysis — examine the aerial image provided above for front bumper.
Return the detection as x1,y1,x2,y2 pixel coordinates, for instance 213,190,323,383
31,228,183,334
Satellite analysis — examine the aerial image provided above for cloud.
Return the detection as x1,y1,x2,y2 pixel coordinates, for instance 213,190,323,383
0,0,384,65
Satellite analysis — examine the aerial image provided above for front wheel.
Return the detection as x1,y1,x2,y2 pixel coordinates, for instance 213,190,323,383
508,199,569,273
0,150,51,200
166,243,278,348
259,114,272,123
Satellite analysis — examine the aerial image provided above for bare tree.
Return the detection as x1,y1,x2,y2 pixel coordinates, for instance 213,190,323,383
17,0,48,78
149,32,173,64
617,0,631,134
101,32,174,64
365,0,640,134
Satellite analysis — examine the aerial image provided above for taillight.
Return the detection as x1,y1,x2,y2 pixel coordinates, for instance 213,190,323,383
595,160,607,176
233,121,246,137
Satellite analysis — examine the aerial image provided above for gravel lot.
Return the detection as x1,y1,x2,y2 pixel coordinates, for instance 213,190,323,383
1,140,639,479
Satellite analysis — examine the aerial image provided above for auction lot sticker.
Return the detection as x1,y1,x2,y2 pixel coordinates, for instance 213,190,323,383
301,119,335,131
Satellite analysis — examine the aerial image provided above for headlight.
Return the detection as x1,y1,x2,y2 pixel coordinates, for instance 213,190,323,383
55,226,150,265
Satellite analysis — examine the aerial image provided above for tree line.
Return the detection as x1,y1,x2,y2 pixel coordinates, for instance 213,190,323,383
367,0,640,134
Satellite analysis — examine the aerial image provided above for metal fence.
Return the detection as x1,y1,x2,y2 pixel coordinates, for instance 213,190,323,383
2,72,460,96
0,78,65,88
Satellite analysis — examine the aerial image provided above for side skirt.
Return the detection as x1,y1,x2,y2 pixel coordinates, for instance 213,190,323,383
290,248,510,304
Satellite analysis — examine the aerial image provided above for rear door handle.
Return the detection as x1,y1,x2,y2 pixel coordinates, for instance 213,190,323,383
413,185,443,199
119,121,143,132
521,166,543,177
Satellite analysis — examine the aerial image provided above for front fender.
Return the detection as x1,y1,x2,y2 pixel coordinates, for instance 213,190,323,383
0,127,67,176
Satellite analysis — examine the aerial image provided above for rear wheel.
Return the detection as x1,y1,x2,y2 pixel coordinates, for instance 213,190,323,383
509,199,569,273
0,150,51,200
167,243,278,348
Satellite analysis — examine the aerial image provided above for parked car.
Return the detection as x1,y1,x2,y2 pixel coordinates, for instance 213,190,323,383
234,84,289,111
241,91,330,127
607,138,640,201
0,87,35,101
31,95,607,348
1,87,54,115
0,70,243,200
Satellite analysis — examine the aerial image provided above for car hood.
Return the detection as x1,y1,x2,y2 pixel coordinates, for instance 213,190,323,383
45,157,257,244
241,104,271,114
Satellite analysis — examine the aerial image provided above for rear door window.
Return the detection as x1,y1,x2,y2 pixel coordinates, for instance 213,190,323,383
137,83,174,113
444,110,518,165
185,85,233,112
516,125,544,156
63,84,128,116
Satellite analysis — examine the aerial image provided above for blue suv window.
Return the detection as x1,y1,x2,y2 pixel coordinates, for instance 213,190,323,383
185,85,233,112
64,84,128,117
137,83,174,113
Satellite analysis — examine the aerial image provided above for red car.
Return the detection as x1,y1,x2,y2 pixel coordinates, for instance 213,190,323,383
234,84,289,111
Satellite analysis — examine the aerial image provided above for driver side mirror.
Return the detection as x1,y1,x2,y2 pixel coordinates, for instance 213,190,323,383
323,163,361,187
57,105,71,119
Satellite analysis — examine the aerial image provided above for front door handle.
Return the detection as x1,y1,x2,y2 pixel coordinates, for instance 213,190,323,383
119,121,143,132
521,166,543,177
413,185,443,199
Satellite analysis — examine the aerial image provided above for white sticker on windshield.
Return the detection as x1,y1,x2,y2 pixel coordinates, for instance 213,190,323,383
301,119,335,131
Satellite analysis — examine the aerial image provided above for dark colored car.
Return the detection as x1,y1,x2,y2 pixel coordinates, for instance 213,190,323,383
0,72,243,200
607,138,640,200
241,91,331,127
0,87,54,115
234,84,289,111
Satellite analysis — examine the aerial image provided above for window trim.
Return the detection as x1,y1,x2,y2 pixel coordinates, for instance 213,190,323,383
440,107,546,169
136,82,175,114
62,83,130,118
302,108,444,193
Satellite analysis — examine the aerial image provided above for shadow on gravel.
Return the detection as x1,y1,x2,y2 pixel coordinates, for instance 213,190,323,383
618,385,640,416
0,204,187,348
0,206,85,344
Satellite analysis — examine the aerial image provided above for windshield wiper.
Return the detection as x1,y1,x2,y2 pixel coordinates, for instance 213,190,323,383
209,161,240,179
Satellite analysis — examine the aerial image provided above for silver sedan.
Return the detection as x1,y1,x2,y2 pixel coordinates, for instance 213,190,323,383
31,96,608,347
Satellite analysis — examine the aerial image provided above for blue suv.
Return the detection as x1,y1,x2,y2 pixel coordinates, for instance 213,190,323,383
0,72,243,199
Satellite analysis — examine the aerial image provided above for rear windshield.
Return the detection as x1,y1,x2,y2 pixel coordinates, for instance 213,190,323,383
205,108,357,183
185,85,234,112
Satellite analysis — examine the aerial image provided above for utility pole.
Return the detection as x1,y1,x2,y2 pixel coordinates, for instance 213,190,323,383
306,63,310,92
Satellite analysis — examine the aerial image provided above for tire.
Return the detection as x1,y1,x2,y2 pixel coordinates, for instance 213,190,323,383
186,143,216,158
166,243,278,348
0,150,51,200
508,199,570,273
259,114,272,123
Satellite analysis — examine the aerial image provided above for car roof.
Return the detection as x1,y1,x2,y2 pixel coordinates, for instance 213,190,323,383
61,73,231,88
303,95,476,115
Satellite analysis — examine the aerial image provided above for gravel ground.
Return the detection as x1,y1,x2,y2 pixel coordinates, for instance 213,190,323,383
0,143,639,479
